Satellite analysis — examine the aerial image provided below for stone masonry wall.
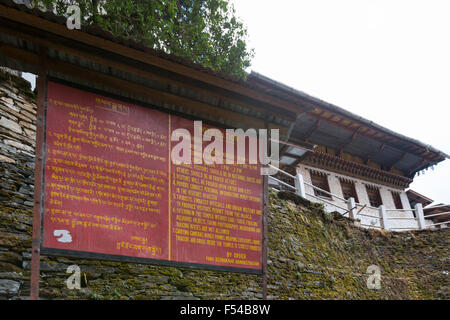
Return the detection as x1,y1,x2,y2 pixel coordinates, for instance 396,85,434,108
269,192,448,299
0,71,448,300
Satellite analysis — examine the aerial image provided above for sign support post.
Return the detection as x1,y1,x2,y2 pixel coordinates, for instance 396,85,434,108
262,120,270,300
30,47,47,300
262,174,268,300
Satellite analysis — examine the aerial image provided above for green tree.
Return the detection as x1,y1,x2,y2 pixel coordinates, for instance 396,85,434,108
36,0,254,79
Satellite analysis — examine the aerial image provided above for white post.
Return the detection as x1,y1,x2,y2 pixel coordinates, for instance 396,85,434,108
295,173,306,198
347,197,356,220
415,203,426,230
379,205,389,230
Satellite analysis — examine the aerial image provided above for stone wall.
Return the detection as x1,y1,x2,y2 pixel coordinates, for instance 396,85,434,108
0,70,37,299
0,71,448,300
269,192,448,299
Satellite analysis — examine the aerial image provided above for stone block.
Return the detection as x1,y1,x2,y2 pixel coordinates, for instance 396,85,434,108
0,154,15,164
0,117,22,134
3,139,34,153
0,279,20,297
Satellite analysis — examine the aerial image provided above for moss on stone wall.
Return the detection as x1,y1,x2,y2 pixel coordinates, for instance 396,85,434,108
0,75,448,300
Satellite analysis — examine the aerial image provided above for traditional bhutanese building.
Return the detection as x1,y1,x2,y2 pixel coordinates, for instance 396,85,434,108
249,73,449,230
406,189,450,228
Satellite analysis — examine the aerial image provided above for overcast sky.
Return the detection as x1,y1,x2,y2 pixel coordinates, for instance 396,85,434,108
231,0,450,205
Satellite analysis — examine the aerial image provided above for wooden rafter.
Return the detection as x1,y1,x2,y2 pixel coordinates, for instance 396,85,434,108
0,21,297,123
364,143,385,164
303,119,321,142
307,108,438,162
0,43,283,131
336,126,362,156
282,111,306,146
388,152,407,171
408,159,427,176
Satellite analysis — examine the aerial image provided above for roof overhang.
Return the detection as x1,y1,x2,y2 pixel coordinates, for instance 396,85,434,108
248,72,449,178
0,0,448,180
406,189,434,207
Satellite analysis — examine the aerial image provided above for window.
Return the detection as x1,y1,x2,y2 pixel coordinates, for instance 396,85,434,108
392,192,403,209
340,179,358,202
310,171,331,199
366,185,382,207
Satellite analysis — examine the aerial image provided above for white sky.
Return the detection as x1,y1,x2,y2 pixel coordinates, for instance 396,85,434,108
231,0,450,204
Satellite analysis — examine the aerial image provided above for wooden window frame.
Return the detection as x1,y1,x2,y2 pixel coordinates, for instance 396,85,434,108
339,179,359,203
310,171,332,199
366,185,382,207
391,191,403,210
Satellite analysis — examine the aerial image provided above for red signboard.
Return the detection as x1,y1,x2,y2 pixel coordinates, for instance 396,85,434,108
41,81,263,273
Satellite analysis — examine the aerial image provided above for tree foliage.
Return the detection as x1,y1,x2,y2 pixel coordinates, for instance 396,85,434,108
36,0,254,79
